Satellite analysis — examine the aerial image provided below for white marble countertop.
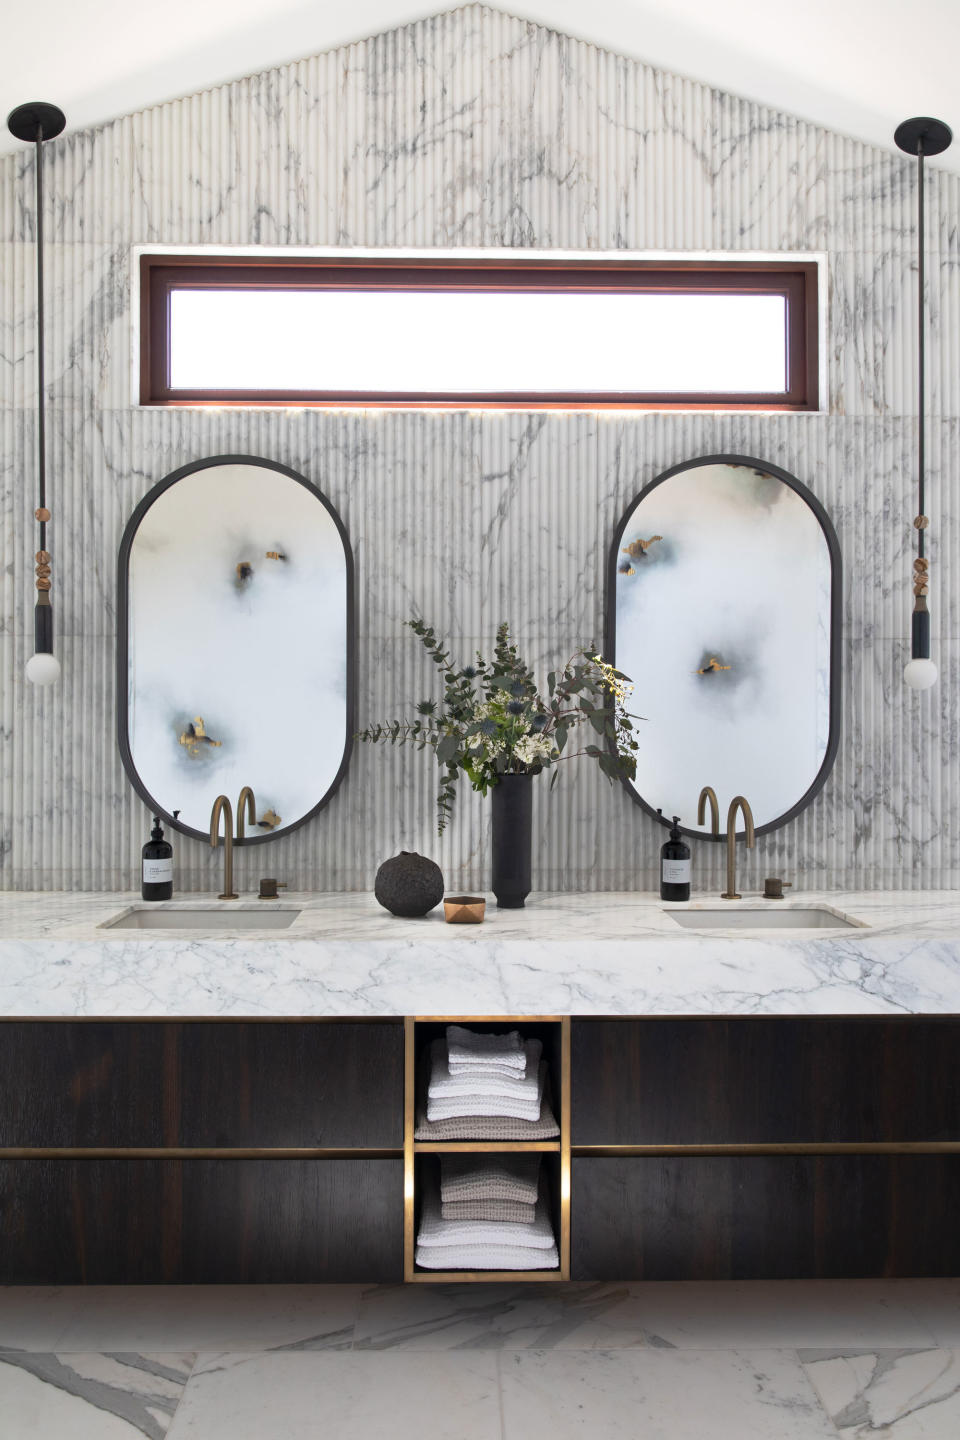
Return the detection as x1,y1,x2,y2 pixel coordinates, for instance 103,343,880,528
1,890,959,1017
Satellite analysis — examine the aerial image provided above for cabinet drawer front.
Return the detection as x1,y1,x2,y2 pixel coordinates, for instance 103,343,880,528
571,1155,960,1280
0,1158,403,1283
0,1021,404,1148
178,1022,404,1147
571,1018,960,1144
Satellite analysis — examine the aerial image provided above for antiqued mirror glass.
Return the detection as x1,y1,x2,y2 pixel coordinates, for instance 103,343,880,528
607,454,840,837
118,455,354,843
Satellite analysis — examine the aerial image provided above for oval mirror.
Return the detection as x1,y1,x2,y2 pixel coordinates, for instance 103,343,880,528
607,454,841,837
118,455,354,843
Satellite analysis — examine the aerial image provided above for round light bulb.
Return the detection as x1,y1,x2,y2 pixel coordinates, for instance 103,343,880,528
904,657,937,691
25,650,61,687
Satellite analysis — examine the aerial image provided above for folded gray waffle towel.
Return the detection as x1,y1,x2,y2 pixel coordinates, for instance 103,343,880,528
440,1197,536,1224
440,1154,541,1205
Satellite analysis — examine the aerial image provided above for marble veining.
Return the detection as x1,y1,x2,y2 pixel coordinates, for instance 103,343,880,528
1,890,960,1017
0,1351,195,1440
1,6,959,894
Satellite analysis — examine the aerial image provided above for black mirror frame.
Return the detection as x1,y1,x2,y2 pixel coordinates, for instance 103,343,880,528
116,453,357,846
605,452,842,842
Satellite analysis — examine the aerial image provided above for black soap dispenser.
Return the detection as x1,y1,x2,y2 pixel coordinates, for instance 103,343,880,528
142,816,174,901
658,811,691,902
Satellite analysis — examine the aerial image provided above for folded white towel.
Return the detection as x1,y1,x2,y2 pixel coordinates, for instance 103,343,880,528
414,1067,560,1141
440,1154,541,1206
446,1024,526,1070
415,1241,559,1270
418,1175,555,1250
428,1039,543,1101
426,1061,545,1121
444,1061,536,1082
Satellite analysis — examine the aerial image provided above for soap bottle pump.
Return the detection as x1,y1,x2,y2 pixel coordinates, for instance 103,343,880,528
658,811,691,902
141,816,174,901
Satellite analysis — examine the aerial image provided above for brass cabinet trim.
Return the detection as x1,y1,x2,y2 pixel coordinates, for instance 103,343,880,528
573,1143,960,1156
0,1148,403,1160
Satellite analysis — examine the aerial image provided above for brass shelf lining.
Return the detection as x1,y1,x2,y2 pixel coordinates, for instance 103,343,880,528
414,1141,560,1153
408,1269,564,1283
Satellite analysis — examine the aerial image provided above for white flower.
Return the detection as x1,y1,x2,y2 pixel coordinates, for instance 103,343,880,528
513,734,554,766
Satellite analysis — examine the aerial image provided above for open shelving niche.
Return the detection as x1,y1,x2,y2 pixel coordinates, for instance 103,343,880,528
403,1015,571,1282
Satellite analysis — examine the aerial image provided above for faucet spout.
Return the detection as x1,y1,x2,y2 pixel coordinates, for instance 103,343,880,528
209,795,238,900
697,785,720,836
237,786,257,842
721,795,755,900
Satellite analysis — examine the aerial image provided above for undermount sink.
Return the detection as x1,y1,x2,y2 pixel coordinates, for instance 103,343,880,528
101,907,301,932
667,906,864,931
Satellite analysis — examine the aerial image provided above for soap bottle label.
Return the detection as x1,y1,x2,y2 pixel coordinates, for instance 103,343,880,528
143,858,173,883
662,859,691,884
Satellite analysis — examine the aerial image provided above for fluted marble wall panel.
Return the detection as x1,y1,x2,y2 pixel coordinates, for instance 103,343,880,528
1,3,958,891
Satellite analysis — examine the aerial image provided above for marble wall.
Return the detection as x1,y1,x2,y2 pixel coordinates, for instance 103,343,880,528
1,3,958,893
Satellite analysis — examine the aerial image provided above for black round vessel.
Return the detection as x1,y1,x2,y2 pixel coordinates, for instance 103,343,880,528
374,851,444,917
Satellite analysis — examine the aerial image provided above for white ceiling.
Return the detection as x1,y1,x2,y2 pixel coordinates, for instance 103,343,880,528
3,0,958,171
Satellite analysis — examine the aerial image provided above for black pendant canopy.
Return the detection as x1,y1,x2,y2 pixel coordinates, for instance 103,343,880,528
894,116,953,157
7,102,66,143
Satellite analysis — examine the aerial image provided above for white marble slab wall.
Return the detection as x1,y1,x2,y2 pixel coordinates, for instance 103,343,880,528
1,3,958,892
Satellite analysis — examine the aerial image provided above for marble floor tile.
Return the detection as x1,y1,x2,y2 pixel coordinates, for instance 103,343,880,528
353,1280,641,1350
498,1348,838,1438
896,1281,960,1346
801,1348,960,1437
0,1286,88,1349
354,1279,939,1351
0,1351,194,1440
166,1351,501,1439
596,1280,940,1350
52,1285,363,1352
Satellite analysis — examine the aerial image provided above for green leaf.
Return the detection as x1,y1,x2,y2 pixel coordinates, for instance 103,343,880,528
588,711,607,733
436,734,460,764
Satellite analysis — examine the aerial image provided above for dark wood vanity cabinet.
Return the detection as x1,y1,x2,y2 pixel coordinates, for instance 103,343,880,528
3,1013,959,1284
570,1018,960,1280
0,1020,405,1283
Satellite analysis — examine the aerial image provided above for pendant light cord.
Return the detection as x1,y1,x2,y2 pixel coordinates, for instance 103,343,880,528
34,126,46,552
917,139,925,561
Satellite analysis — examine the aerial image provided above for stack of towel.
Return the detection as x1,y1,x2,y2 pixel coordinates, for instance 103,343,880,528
414,1025,560,1140
415,1161,559,1271
441,1153,541,1223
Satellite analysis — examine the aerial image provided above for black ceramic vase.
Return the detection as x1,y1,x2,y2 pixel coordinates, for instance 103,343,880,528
490,773,533,908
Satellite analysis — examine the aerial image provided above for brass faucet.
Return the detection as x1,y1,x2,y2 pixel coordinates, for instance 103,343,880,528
236,786,257,841
697,785,720,836
209,795,238,899
722,796,755,899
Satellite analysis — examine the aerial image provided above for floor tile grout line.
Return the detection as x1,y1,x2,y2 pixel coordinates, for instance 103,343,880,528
495,1351,507,1440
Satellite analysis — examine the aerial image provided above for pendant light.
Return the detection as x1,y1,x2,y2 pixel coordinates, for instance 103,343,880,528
6,102,66,687
895,116,952,691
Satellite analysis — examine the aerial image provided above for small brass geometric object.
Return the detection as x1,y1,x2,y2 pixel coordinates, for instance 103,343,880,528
913,514,930,529
35,507,51,523
35,550,51,564
443,894,486,924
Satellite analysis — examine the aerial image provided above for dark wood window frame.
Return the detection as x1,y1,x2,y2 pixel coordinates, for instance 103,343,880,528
139,255,820,411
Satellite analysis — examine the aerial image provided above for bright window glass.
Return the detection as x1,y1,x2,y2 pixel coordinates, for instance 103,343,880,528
169,289,788,395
